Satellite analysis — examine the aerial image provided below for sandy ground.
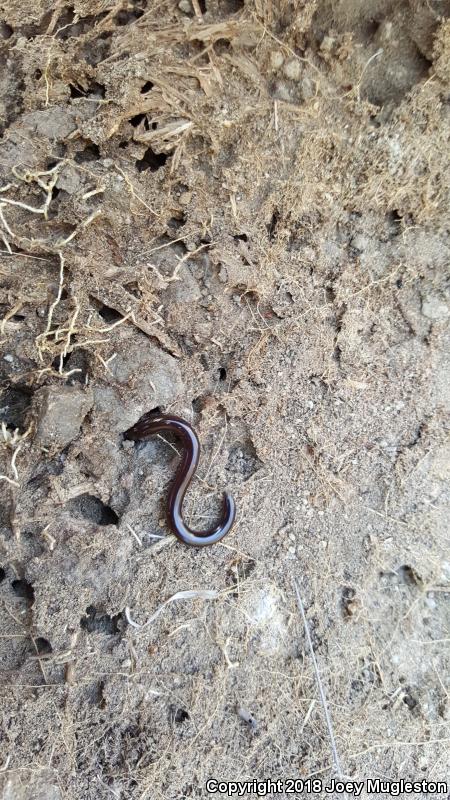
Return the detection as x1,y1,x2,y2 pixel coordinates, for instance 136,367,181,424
0,1,449,798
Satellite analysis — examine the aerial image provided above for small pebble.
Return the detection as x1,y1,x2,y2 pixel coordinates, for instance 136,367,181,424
270,50,284,70
3,354,13,362
179,191,192,205
283,59,301,80
301,76,315,99
422,294,449,321
321,35,335,53
271,81,291,102
238,706,258,730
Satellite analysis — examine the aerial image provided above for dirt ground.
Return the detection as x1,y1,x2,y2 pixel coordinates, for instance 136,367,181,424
0,1,449,798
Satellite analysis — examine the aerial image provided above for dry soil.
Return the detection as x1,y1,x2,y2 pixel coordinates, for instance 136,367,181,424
0,1,449,799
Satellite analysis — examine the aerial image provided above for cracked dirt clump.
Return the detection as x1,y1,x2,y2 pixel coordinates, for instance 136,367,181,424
0,0,449,797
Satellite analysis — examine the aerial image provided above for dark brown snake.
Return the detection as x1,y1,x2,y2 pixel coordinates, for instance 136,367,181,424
124,412,235,547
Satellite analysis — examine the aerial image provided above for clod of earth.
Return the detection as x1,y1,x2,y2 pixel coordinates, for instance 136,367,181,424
32,385,93,451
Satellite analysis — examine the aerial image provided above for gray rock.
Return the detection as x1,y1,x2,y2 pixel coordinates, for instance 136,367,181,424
161,264,201,305
283,59,301,81
1,772,60,800
28,107,77,141
270,50,284,70
108,334,181,391
93,332,183,432
33,385,93,451
422,293,449,321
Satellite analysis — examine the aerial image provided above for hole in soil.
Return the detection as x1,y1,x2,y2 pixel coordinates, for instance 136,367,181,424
27,456,65,492
65,493,119,526
136,147,168,172
170,706,190,724
54,5,75,35
64,348,91,384
0,22,13,39
129,113,146,128
363,17,381,39
82,32,111,66
81,605,122,635
69,83,85,99
213,38,233,55
90,82,106,98
335,306,345,333
0,567,6,582
363,49,432,108
52,352,71,372
118,141,128,149
267,209,279,241
220,0,244,10
333,343,342,365
97,303,123,323
340,586,356,618
192,395,206,412
234,233,248,242
218,367,227,381
167,213,187,231
75,143,101,163
34,68,42,80
123,281,141,298
398,564,422,586
140,81,154,93
70,81,105,99
93,680,106,708
234,286,259,303
0,385,33,431
386,209,402,237
35,637,52,655
403,689,417,711
115,7,144,24
11,579,35,603
387,209,402,221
